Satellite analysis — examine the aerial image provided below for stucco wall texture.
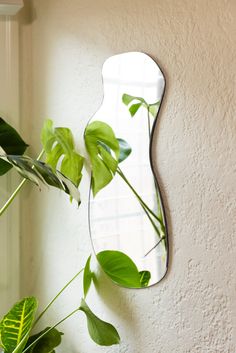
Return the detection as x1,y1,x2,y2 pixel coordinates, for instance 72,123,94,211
19,1,236,352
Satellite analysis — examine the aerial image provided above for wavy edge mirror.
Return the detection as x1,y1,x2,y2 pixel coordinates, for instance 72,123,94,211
87,52,169,288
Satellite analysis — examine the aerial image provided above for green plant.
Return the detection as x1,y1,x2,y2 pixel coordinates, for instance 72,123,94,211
0,249,151,353
0,98,166,248
0,258,120,353
0,93,165,351
0,118,81,216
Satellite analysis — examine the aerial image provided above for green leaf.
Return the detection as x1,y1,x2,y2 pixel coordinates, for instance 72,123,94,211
0,118,28,176
97,139,131,164
60,152,83,187
41,119,84,188
122,93,135,105
3,155,81,205
122,93,160,119
122,94,147,119
96,250,141,288
84,121,120,196
83,255,93,298
97,145,117,173
79,299,120,346
122,93,147,107
40,120,54,151
149,102,160,118
26,327,63,353
129,103,142,117
139,271,151,287
0,297,38,353
117,138,132,163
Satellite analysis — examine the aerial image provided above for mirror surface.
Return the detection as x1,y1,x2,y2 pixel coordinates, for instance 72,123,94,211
88,52,168,287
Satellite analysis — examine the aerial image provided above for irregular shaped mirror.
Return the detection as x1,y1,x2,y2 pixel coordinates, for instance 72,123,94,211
87,52,168,287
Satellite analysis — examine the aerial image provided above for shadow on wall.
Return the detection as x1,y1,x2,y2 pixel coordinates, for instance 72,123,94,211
95,267,140,327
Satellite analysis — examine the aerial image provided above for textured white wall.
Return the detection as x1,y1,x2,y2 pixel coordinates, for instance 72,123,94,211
18,1,236,352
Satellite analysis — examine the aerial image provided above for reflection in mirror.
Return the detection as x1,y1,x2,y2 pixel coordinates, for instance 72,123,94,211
88,52,168,288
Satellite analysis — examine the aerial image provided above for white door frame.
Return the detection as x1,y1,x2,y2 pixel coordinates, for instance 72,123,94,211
0,8,22,315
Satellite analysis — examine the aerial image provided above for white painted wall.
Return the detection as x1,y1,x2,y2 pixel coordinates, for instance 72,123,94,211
18,1,236,352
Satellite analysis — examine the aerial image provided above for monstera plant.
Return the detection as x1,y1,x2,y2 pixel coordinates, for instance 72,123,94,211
0,108,154,353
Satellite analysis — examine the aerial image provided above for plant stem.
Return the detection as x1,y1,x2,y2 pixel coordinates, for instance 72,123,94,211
0,150,44,217
138,198,161,237
117,165,167,248
117,167,164,228
33,267,84,327
147,107,166,235
143,236,165,257
116,167,165,240
23,308,80,353
0,178,27,216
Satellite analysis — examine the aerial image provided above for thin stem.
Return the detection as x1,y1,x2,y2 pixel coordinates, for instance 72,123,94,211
0,149,45,217
23,308,80,353
117,167,164,228
139,198,161,237
33,267,84,327
117,168,164,239
0,178,27,216
147,107,166,235
143,236,165,257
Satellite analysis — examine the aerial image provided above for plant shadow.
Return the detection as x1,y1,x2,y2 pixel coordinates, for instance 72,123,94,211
93,266,140,330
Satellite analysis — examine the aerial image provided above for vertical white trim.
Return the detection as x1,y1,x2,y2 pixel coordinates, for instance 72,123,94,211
0,15,20,316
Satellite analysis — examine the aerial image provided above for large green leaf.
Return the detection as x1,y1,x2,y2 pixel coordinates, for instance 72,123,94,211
41,120,84,188
25,327,63,353
122,93,160,118
96,250,142,288
84,121,120,196
0,297,38,353
1,155,81,205
83,255,93,299
0,118,28,175
79,299,120,346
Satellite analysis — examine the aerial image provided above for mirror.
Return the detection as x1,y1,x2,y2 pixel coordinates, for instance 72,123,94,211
88,52,168,288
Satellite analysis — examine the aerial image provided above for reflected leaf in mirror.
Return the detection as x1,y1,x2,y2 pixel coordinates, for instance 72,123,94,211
97,250,151,288
117,138,132,163
84,121,120,196
122,93,160,118
139,271,151,287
